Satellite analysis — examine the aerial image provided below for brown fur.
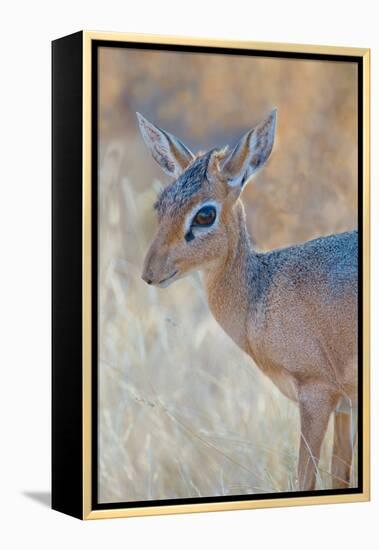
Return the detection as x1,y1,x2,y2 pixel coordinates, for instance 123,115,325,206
138,110,357,491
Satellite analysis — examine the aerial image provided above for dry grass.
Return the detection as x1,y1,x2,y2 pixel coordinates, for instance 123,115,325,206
97,48,358,503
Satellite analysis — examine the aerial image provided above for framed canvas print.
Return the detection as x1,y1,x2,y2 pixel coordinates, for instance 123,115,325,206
52,31,370,520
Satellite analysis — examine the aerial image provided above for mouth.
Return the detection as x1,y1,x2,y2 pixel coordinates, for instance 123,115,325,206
157,270,178,288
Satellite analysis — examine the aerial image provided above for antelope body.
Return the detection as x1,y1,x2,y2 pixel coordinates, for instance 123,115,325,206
137,110,358,491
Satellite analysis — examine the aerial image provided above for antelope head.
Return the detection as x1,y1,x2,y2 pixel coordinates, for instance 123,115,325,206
137,110,277,287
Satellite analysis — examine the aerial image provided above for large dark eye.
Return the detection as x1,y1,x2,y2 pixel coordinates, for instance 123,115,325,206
192,205,217,227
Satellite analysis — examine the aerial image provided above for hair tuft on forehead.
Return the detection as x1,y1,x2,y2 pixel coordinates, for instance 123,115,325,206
154,149,216,216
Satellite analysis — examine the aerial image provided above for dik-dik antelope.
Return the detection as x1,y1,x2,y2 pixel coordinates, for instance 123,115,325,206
137,109,358,491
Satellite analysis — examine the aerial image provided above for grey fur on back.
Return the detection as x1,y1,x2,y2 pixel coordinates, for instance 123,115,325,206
247,230,358,308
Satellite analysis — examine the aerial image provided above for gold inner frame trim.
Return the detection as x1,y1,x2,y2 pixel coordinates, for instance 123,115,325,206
82,30,370,520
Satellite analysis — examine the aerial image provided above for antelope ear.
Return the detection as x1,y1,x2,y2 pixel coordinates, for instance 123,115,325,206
137,112,195,178
221,109,277,188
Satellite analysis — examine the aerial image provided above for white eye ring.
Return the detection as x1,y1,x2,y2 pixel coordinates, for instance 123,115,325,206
184,201,220,240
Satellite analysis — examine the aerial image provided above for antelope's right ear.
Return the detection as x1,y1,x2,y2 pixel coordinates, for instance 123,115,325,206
136,113,195,178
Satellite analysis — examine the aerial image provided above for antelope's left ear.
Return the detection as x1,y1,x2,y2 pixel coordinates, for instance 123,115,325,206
221,109,277,189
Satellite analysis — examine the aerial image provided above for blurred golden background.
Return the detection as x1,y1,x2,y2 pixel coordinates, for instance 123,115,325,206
98,46,358,503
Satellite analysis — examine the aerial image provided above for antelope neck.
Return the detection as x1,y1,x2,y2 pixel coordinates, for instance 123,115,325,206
201,201,258,352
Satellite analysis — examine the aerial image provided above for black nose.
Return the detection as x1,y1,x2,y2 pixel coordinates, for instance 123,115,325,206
142,269,154,285
142,272,153,284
